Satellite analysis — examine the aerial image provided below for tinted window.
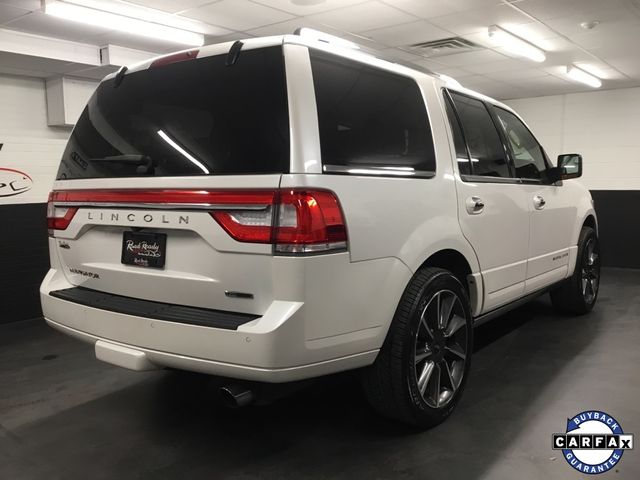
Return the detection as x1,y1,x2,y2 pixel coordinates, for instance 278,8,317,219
495,107,548,180
443,93,471,176
449,92,511,178
310,50,435,174
57,47,289,180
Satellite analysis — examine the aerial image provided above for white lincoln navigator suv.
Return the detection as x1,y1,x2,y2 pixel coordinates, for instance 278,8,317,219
41,31,600,427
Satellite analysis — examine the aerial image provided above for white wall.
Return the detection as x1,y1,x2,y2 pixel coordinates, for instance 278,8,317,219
45,76,97,127
505,87,640,191
0,74,70,204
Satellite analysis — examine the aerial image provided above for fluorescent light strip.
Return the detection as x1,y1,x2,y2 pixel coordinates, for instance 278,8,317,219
488,25,546,63
64,0,209,35
566,64,602,88
44,1,204,46
157,130,210,174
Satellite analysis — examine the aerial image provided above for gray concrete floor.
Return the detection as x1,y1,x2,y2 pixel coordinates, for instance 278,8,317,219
1,268,639,480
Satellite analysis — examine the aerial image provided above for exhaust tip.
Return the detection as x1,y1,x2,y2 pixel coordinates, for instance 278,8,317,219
219,385,254,408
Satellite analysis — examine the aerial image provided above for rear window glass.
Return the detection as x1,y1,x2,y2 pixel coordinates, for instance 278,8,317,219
309,50,436,175
57,46,289,180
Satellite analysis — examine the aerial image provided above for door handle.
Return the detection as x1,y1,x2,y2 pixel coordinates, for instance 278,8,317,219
533,195,546,210
466,196,485,215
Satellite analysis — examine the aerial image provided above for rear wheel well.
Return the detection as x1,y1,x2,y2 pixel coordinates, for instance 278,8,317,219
420,249,472,290
583,215,597,233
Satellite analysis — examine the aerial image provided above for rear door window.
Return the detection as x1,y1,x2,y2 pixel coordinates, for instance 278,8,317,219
309,50,436,176
57,46,289,180
449,92,512,179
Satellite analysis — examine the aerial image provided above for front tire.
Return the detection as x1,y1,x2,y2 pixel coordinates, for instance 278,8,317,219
550,226,600,315
361,267,473,428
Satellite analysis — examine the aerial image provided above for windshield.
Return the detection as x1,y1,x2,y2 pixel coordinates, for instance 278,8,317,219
57,46,289,180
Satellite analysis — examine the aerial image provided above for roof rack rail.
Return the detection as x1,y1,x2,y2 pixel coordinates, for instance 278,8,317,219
292,27,436,77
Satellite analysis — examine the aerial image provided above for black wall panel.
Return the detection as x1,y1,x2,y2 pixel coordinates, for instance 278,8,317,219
0,203,49,324
591,190,639,269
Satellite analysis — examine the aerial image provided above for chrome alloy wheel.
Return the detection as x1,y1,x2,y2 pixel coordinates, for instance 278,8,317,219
413,289,469,409
581,237,600,304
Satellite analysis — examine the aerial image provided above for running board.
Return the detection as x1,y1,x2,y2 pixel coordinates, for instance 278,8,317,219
473,287,552,327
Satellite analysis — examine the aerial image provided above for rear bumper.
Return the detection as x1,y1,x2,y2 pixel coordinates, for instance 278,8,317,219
41,247,413,382
39,265,401,382
45,317,378,382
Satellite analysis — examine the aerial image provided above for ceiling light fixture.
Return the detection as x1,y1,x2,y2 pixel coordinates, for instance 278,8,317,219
488,25,546,63
44,1,204,46
566,64,602,88
574,63,610,79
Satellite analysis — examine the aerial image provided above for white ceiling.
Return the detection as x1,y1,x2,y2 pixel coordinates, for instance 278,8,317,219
1,0,640,99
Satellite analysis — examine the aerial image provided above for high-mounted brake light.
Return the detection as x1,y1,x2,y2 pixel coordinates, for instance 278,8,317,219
47,189,348,254
150,49,199,68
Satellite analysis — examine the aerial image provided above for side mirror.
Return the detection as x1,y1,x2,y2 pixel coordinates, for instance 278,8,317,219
558,153,582,179
548,153,582,182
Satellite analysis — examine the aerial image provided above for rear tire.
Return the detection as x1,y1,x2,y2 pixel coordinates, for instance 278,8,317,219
550,226,600,315
361,267,473,428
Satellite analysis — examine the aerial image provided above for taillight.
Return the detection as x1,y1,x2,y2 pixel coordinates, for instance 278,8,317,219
47,192,77,236
210,189,347,254
274,190,347,254
46,188,348,254
210,191,277,244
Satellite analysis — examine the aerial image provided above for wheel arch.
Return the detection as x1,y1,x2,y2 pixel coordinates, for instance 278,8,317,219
567,209,598,277
419,249,472,285
372,247,483,356
414,248,482,317
583,214,598,235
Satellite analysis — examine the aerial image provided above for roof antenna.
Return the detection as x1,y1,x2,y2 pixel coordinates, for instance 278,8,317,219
226,41,244,67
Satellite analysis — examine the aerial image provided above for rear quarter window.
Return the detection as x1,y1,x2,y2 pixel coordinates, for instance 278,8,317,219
309,50,436,176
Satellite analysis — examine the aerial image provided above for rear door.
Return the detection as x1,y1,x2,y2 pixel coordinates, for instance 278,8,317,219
445,91,530,313
492,107,574,292
48,46,289,315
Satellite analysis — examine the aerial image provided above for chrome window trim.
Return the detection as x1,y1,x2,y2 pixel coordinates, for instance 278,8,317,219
322,164,436,179
460,174,522,185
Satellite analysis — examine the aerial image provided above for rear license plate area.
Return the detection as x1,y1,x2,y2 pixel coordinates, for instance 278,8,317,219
121,231,167,269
